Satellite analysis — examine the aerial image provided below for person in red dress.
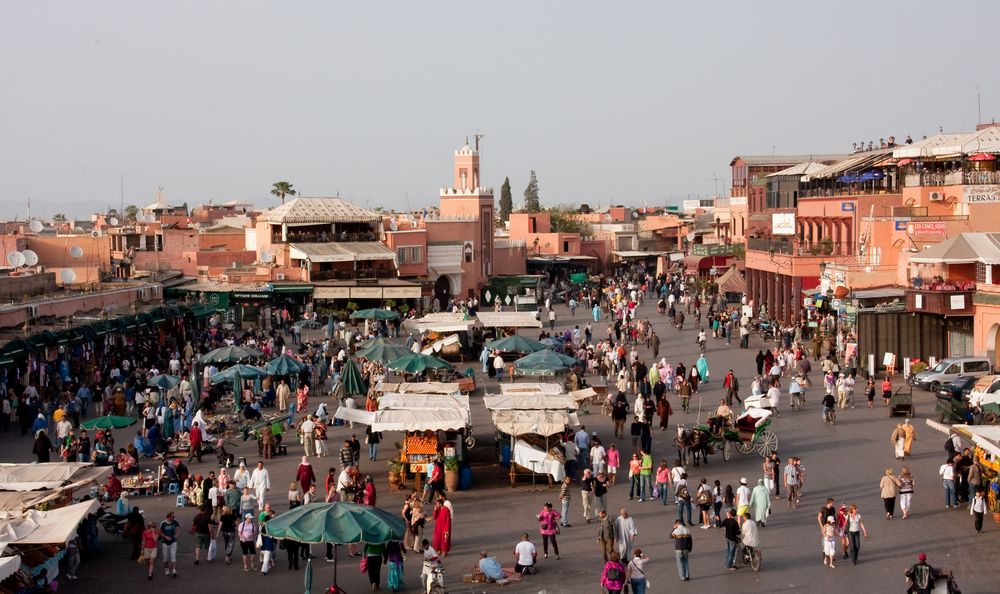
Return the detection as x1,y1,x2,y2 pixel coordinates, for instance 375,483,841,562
432,498,452,556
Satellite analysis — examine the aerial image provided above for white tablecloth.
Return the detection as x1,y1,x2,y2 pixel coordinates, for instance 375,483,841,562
512,440,565,481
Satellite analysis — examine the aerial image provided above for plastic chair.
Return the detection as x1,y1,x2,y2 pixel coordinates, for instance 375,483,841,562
175,495,186,508
167,482,180,494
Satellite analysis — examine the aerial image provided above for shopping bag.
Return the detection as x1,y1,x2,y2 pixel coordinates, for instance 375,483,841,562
207,538,218,562
652,486,660,499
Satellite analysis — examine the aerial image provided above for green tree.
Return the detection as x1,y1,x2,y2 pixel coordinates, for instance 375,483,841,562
271,181,296,205
124,204,138,222
523,170,541,213
52,213,67,222
547,205,591,235
499,177,513,222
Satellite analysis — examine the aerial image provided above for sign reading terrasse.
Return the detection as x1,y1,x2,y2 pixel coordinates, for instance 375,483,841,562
963,185,1000,203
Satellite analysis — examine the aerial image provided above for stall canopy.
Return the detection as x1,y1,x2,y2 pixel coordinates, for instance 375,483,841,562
370,409,468,433
0,499,99,544
513,349,579,376
925,419,1000,458
483,394,577,411
909,232,1000,265
378,394,470,412
492,410,579,436
475,312,543,329
500,383,565,395
380,382,460,395
0,463,106,492
715,266,747,294
403,312,481,335
0,552,20,582
483,335,547,354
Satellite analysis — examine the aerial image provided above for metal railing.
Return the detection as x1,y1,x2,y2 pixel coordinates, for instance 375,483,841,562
309,269,396,281
903,169,1000,187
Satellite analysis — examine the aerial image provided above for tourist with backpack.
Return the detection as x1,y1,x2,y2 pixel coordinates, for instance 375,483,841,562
600,551,627,594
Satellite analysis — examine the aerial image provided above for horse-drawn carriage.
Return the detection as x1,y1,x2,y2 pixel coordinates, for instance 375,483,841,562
675,409,778,465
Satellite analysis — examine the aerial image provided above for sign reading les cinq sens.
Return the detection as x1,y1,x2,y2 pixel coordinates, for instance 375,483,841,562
771,213,796,235
963,185,1000,204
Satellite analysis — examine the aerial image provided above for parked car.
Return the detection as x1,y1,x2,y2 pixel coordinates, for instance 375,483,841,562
936,376,978,400
909,357,993,392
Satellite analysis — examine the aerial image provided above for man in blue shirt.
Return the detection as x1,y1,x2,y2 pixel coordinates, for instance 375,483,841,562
478,550,503,582
77,385,92,418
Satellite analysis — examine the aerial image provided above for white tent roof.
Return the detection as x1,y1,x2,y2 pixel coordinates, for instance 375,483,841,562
929,127,1000,157
492,410,580,436
334,407,375,426
0,554,20,581
371,408,469,432
405,312,480,335
567,387,598,402
380,382,460,395
475,311,543,329
0,463,105,492
483,394,578,411
499,383,565,395
378,393,470,412
909,233,1000,265
925,419,1000,458
892,133,969,158
0,499,99,545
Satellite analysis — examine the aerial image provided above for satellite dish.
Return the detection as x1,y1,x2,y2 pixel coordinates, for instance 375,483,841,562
686,232,696,242
260,250,274,264
109,217,119,226
70,246,84,259
6,251,25,268
29,220,43,233
22,250,38,266
389,217,398,232
60,269,77,284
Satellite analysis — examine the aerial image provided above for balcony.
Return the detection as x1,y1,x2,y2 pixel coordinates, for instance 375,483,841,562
309,269,397,281
274,231,378,244
904,169,1000,187
747,238,854,257
905,280,976,315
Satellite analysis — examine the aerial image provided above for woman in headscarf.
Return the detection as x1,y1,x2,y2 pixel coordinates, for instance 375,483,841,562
232,460,250,490
31,413,47,436
33,429,53,463
125,506,145,561
749,478,771,526
695,354,710,385
295,456,315,494
363,475,377,506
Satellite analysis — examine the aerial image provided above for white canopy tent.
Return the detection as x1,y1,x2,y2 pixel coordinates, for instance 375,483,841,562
379,393,470,412
0,552,20,582
483,394,578,411
475,311,543,329
0,499,99,544
381,382,461,395
492,410,580,436
925,419,1000,458
404,312,480,335
370,409,469,433
499,383,565,395
0,463,106,492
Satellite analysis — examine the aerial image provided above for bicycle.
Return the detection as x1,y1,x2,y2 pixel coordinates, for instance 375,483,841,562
823,406,836,425
735,543,762,572
790,390,805,410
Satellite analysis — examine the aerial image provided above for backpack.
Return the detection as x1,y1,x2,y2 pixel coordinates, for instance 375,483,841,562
605,565,623,582
677,485,690,500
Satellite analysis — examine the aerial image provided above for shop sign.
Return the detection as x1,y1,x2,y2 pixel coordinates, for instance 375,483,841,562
907,222,947,237
314,287,350,299
232,291,271,299
963,185,1000,203
350,287,382,299
383,286,421,299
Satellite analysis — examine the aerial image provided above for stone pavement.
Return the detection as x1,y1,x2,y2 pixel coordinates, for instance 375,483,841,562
8,299,998,594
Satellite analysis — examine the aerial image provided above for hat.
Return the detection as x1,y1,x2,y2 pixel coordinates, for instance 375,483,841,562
244,513,253,519
827,517,835,523
918,553,926,561
740,477,747,485
591,431,598,436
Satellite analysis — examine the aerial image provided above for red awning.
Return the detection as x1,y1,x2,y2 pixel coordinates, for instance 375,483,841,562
969,153,997,162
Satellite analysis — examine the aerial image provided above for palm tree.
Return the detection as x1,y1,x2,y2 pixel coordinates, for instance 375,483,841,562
271,181,296,205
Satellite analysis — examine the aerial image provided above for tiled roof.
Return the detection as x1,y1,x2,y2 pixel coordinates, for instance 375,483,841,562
289,242,396,263
260,197,380,224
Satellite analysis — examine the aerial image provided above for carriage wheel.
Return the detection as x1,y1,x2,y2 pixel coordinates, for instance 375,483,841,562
722,440,732,461
735,440,754,455
754,430,778,457
984,412,998,425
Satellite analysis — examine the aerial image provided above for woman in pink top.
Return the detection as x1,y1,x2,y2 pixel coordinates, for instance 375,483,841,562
655,461,672,505
606,444,620,486
536,502,561,559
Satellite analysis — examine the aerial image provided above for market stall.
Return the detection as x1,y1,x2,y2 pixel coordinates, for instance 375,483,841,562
0,499,99,590
484,394,580,487
499,383,566,395
475,311,543,334
403,312,482,362
381,381,462,395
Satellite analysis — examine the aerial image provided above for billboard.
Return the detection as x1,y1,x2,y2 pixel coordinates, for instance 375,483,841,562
963,185,1000,204
771,212,796,235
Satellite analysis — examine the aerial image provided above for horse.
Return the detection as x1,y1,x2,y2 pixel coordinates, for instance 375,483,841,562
674,426,710,467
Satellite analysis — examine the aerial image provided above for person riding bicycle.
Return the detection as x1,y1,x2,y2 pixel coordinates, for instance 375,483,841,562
696,330,706,350
822,392,836,423
737,512,761,568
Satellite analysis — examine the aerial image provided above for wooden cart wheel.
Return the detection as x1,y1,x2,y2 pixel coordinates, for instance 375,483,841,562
754,430,778,457
722,440,732,461
735,440,754,455
984,412,998,425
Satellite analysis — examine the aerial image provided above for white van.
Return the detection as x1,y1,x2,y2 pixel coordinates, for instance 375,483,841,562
909,357,993,392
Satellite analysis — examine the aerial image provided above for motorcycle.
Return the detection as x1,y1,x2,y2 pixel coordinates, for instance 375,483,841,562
735,543,762,572
95,507,127,537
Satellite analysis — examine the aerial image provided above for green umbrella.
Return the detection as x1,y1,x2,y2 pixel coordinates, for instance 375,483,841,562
264,355,306,376
80,415,138,430
513,349,578,376
350,308,400,321
340,359,368,397
355,338,412,363
147,374,181,390
387,352,453,374
199,345,265,364
265,502,405,593
293,319,323,329
210,364,267,410
484,335,547,354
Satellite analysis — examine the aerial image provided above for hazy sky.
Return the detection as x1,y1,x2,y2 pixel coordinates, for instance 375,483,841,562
2,2,997,218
